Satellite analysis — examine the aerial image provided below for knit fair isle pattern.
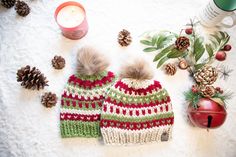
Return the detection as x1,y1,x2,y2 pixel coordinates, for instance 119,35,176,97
100,78,174,145
60,71,116,138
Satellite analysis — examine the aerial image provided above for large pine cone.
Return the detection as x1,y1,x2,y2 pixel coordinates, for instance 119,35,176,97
41,92,57,108
52,56,65,69
175,36,190,51
118,29,132,46
194,66,218,85
17,65,49,90
1,0,16,8
199,85,216,98
165,63,177,75
15,0,30,17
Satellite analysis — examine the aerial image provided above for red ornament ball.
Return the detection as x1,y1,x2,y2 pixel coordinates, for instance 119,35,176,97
187,98,227,129
223,44,232,51
215,51,227,61
185,28,193,35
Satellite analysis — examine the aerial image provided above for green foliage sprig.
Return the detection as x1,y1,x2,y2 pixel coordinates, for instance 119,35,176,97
184,89,233,109
140,22,230,72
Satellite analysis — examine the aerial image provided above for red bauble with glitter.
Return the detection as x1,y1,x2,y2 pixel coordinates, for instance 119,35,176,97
187,98,227,129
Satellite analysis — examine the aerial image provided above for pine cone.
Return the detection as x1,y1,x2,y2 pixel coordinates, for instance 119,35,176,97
118,29,132,46
52,56,65,69
194,65,218,85
175,36,190,51
199,85,216,98
1,0,16,8
41,92,57,108
16,65,49,90
165,63,177,75
15,0,30,17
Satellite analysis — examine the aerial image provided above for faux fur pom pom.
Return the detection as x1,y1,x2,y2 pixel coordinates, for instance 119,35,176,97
77,47,109,75
120,59,154,80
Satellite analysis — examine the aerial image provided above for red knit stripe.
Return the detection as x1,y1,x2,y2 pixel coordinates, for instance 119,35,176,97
68,71,115,89
114,80,162,95
104,96,171,108
61,98,103,108
60,113,100,121
103,105,170,116
100,117,174,130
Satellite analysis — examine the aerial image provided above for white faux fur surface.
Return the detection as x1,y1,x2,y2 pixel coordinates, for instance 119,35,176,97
0,0,236,157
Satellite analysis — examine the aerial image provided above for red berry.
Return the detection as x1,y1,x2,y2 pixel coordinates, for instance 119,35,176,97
191,85,198,93
215,87,221,91
215,51,227,61
223,44,232,51
185,28,193,35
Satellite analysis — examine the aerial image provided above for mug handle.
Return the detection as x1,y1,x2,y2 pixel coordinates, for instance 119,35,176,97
219,12,236,28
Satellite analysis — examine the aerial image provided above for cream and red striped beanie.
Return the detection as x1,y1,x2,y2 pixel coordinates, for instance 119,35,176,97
60,47,116,138
100,59,174,144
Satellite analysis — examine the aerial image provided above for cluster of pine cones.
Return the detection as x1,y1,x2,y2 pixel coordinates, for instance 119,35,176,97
192,65,219,98
1,0,30,17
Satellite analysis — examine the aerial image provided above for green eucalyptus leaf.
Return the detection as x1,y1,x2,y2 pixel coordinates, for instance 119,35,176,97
221,35,230,47
219,31,226,39
205,44,214,58
210,34,221,44
209,39,218,49
157,56,169,68
194,37,205,62
167,48,185,58
152,35,158,46
194,63,205,70
156,34,175,50
143,47,158,52
153,45,173,62
140,40,153,46
156,35,166,49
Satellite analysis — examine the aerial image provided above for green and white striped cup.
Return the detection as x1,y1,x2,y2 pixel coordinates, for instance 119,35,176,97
198,0,236,28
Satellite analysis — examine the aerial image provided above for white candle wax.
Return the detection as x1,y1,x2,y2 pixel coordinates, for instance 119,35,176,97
57,5,85,28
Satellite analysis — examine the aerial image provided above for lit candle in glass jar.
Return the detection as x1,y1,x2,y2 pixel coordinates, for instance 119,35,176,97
55,1,88,40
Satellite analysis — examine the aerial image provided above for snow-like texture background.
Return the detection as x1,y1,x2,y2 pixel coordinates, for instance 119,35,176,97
0,0,236,157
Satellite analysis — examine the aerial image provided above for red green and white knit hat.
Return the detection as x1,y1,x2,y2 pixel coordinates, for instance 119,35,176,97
60,47,116,138
100,60,174,144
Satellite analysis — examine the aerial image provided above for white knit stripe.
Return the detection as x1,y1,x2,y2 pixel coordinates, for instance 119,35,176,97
60,108,101,115
64,83,113,99
67,83,111,93
102,102,173,118
121,79,155,89
101,125,173,145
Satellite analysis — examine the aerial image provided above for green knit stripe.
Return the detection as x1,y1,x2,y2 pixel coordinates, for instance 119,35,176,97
61,98,104,110
101,112,174,123
75,71,108,81
60,121,101,138
108,88,169,104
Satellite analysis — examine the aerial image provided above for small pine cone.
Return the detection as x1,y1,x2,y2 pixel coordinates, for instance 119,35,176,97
16,65,49,90
175,36,190,51
165,63,177,75
41,92,57,108
15,0,30,17
1,0,16,8
194,65,218,85
52,56,65,69
199,85,216,98
118,29,132,46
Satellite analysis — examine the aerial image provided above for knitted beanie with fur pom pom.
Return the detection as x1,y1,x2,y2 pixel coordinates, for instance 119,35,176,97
60,47,116,138
100,59,174,145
